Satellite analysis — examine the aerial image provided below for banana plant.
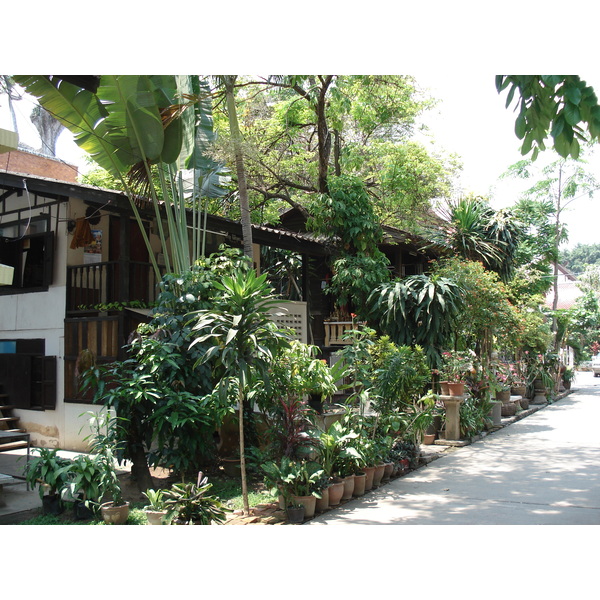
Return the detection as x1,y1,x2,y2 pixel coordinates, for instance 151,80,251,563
14,75,227,277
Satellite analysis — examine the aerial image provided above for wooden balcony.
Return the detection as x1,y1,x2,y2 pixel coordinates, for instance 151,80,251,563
66,260,163,314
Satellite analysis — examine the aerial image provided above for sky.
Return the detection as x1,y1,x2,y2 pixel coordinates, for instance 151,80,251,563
3,73,600,251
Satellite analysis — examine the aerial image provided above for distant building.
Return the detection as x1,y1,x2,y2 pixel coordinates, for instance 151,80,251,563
544,264,582,310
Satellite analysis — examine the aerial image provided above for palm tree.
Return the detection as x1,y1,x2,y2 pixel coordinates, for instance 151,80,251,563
428,195,523,283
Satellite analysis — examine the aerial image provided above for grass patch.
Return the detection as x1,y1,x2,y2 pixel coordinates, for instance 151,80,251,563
209,474,278,511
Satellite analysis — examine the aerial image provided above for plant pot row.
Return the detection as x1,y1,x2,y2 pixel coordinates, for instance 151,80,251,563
285,460,411,523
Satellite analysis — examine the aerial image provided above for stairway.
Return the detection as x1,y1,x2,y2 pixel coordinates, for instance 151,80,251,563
0,387,28,452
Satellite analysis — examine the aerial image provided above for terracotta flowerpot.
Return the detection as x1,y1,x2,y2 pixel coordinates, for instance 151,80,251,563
363,466,376,491
447,382,465,397
328,480,345,506
341,475,355,500
315,486,330,512
100,501,130,525
291,494,316,519
373,464,386,487
440,381,450,396
423,433,436,445
353,472,366,496
382,462,394,482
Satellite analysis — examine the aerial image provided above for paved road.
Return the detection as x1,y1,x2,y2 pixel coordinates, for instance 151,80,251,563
308,371,600,525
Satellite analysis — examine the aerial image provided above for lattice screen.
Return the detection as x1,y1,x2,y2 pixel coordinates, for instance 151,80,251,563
269,301,307,343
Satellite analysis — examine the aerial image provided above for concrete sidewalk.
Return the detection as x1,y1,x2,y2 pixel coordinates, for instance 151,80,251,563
308,374,600,525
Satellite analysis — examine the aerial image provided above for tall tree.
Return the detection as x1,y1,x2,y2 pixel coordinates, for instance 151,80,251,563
504,156,600,345
211,75,453,229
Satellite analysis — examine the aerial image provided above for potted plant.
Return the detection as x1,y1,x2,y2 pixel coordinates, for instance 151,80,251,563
85,412,130,525
562,367,575,390
64,453,103,520
163,471,230,525
142,488,168,525
288,460,324,519
317,418,358,504
441,350,476,396
263,457,321,522
24,448,72,515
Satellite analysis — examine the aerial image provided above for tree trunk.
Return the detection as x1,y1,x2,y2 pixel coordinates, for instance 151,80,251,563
238,388,250,515
223,76,253,260
129,445,154,493
316,76,334,194
31,105,64,156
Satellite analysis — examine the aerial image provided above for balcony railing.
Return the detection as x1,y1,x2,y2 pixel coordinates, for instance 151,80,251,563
66,260,163,313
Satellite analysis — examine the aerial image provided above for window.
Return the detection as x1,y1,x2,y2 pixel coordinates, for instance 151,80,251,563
0,216,54,292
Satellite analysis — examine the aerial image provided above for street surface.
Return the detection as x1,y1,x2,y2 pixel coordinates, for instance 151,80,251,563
308,371,600,525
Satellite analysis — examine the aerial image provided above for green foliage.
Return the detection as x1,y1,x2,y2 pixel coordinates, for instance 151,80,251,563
24,448,72,499
368,274,464,367
84,412,125,507
431,258,521,360
16,75,226,276
370,343,431,413
560,243,600,274
308,175,391,315
142,488,166,511
262,457,324,503
163,472,231,525
497,75,600,160
257,341,338,408
81,247,251,478
428,195,524,283
64,453,103,505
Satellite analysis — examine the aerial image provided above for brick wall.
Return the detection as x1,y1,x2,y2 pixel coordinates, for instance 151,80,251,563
0,149,78,183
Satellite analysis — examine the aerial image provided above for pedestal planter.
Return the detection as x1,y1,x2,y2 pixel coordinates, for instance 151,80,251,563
442,396,464,441
532,387,548,404
488,400,502,427
363,466,376,491
373,464,386,487
328,479,345,506
353,472,366,496
315,486,330,512
341,475,355,500
291,494,316,519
